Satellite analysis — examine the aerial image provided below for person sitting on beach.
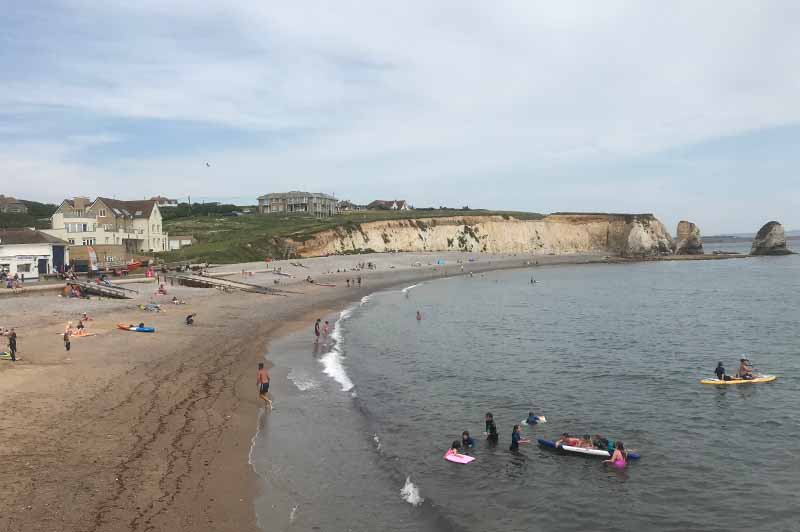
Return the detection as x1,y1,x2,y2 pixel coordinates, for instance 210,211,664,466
446,440,463,457
461,431,475,448
77,320,85,331
525,411,540,425
604,441,628,467
185,314,196,326
555,433,581,448
509,424,530,451
737,358,754,379
714,362,730,381
82,312,93,321
485,413,499,443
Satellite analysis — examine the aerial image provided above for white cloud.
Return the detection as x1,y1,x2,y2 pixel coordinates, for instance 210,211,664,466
1,1,799,232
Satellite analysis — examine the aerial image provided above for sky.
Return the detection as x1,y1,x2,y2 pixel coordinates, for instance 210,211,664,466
1,1,799,234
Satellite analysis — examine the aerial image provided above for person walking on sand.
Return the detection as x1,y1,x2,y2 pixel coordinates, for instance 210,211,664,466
63,331,71,352
314,318,321,343
8,328,17,362
257,362,272,409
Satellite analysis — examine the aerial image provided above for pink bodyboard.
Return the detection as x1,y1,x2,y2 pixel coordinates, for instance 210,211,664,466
444,452,475,464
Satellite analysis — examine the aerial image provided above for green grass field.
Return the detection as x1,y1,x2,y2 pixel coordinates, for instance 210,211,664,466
161,209,543,264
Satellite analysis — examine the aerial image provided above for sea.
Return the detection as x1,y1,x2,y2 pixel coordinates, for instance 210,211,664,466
250,243,800,532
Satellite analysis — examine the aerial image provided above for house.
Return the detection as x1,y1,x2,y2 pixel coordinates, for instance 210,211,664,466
367,200,411,211
150,196,179,208
0,195,28,214
0,229,69,279
168,235,196,251
43,196,168,253
257,191,337,218
337,200,367,212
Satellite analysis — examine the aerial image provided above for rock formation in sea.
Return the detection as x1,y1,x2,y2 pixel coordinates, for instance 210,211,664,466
673,220,704,255
289,213,674,258
751,221,793,255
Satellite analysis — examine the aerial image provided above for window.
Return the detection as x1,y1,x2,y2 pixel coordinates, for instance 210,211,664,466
68,239,75,245
17,263,32,273
82,238,96,246
105,237,110,244
99,209,107,217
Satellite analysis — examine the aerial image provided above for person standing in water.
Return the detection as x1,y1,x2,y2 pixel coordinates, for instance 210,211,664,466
416,310,422,321
314,319,321,343
322,320,330,341
485,412,499,443
257,362,272,409
604,441,627,467
509,424,530,451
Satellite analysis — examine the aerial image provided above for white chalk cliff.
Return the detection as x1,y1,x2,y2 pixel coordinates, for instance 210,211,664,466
290,213,674,258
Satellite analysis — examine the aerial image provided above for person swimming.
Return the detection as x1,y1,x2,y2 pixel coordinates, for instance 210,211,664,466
604,441,627,468
525,411,540,425
461,431,475,448
485,413,499,443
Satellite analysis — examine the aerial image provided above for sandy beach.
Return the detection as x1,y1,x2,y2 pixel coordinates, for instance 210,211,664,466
0,251,613,532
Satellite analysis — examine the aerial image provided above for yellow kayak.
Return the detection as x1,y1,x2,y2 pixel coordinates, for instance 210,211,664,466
700,375,777,385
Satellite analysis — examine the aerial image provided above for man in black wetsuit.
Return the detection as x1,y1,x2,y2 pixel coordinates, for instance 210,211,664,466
485,412,498,444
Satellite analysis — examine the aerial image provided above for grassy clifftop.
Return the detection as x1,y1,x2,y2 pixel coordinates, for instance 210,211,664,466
161,209,543,264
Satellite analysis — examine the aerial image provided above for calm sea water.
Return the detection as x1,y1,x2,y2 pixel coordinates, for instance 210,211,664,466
253,251,800,532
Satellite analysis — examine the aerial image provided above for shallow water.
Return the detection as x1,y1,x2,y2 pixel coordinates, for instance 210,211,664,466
254,253,800,532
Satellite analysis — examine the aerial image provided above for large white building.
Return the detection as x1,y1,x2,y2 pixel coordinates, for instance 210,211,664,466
0,229,69,280
44,197,168,252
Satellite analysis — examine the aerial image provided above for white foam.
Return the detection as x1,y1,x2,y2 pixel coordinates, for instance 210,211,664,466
287,368,318,391
319,307,355,392
401,283,419,293
400,476,424,506
360,295,372,306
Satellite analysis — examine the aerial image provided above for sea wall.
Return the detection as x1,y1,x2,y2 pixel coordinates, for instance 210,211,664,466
289,213,674,258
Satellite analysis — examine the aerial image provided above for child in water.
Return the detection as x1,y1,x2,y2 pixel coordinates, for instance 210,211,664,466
485,413,499,443
446,440,463,457
525,411,540,425
461,431,475,448
604,441,627,468
509,424,530,451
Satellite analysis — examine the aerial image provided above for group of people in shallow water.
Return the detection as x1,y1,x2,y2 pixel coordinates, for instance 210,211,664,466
554,433,629,466
446,412,542,455
714,357,755,380
446,412,628,467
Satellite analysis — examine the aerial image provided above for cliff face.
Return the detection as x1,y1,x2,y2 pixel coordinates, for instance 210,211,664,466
673,220,704,255
289,213,673,258
751,221,793,255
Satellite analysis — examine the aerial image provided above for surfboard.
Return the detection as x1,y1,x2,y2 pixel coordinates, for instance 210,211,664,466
444,452,475,464
537,438,641,460
117,324,156,333
700,375,776,385
0,353,19,360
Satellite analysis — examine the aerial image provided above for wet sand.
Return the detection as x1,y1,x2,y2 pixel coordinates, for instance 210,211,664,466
0,252,609,532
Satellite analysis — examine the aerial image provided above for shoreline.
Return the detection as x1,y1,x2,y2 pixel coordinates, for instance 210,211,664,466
0,250,751,532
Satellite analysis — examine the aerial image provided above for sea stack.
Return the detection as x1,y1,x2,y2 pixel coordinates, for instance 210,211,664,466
751,221,793,255
673,220,704,255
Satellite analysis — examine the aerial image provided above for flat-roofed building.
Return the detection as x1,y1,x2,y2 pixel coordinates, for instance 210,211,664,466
257,191,337,218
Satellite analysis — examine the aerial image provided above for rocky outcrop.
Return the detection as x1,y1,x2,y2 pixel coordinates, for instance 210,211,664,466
289,213,674,258
673,220,704,255
751,221,793,255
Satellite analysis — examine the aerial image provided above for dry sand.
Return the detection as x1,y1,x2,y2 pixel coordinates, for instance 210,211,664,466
0,252,605,532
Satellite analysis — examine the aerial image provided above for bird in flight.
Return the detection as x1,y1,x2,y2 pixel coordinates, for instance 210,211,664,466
205,162,211,167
